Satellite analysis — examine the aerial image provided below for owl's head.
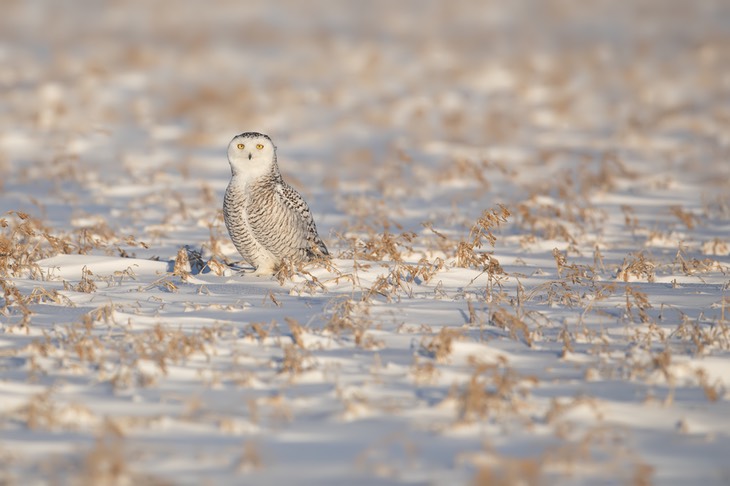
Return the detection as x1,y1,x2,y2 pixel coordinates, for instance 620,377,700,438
227,132,276,178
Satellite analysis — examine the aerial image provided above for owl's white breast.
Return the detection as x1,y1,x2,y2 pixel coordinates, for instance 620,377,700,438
230,162,272,186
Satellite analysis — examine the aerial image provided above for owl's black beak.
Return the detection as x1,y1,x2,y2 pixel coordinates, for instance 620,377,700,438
248,153,252,160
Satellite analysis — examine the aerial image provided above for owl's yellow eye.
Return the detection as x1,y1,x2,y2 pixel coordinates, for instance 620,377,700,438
256,144,264,150
236,143,245,149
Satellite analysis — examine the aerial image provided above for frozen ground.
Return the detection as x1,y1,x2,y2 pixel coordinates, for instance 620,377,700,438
1,0,730,484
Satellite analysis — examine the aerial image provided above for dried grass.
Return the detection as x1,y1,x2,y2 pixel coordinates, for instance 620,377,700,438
2,1,729,483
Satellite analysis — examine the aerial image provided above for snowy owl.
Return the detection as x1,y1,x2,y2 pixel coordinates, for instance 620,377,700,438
223,132,329,275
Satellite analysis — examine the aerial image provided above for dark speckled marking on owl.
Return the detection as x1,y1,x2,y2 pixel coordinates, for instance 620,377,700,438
223,133,328,274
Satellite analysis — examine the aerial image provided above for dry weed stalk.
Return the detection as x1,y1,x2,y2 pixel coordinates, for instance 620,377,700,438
421,222,452,255
74,266,97,293
236,441,264,473
544,396,601,424
624,286,653,324
324,297,373,347
617,251,656,282
671,314,730,354
1,278,33,329
543,427,653,484
471,454,542,486
65,323,104,364
1,282,73,331
552,248,596,284
285,317,305,348
621,204,640,235
0,211,50,278
557,324,575,358
439,157,494,188
455,356,533,424
279,343,308,377
19,388,57,430
701,237,729,256
95,324,219,390
0,209,152,327
362,260,443,302
525,280,583,309
263,393,294,425
248,321,272,341
670,205,699,229
455,205,510,270
593,244,606,272
86,303,119,325
651,350,675,405
694,368,724,402
399,257,446,285
674,244,726,276
145,275,180,293
175,245,229,277
420,327,464,362
140,324,212,365
491,308,533,347
515,200,577,244
339,224,417,263
467,300,480,326
172,247,191,280
410,356,439,385
274,256,333,291
79,435,129,486
472,389,654,484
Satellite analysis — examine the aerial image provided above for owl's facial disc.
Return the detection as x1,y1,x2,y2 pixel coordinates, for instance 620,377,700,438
227,132,276,178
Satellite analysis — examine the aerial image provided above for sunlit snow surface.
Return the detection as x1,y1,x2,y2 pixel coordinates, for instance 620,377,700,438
1,1,730,484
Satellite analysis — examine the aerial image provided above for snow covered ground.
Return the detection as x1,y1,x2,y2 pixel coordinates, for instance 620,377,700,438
1,0,730,484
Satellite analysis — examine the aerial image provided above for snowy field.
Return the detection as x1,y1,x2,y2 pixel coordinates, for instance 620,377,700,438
2,0,730,484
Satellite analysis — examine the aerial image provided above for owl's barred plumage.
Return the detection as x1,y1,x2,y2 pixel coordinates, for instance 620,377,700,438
223,132,328,275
